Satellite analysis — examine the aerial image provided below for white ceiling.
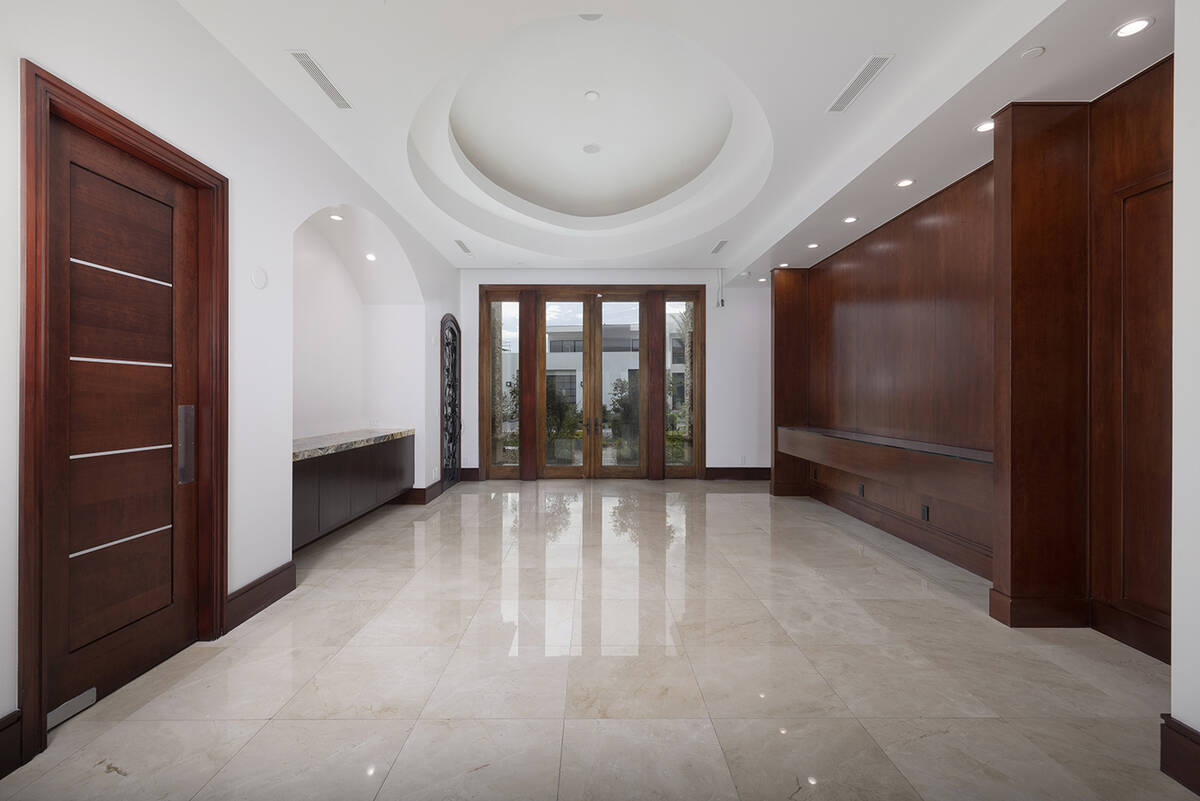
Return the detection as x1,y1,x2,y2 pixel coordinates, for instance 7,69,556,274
179,0,1173,282
449,15,734,218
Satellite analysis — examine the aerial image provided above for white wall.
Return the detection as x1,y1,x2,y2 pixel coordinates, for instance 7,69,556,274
366,304,427,443
293,226,368,437
0,0,455,714
1172,2,1199,734
459,269,772,470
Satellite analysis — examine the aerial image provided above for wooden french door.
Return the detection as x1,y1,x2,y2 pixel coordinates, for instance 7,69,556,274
536,293,647,478
42,114,200,721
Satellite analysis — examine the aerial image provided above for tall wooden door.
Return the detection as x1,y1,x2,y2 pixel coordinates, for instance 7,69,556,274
538,293,593,478
43,114,200,719
536,293,646,478
591,295,647,478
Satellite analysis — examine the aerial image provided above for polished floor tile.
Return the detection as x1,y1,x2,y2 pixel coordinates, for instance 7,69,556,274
277,645,453,719
12,720,262,801
558,718,739,801
713,718,922,800
565,646,706,718
376,719,562,801
687,645,850,718
193,719,411,801
861,717,1103,801
3,479,1181,801
421,646,570,719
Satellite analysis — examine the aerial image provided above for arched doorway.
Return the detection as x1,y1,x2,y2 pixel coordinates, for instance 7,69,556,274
441,314,462,488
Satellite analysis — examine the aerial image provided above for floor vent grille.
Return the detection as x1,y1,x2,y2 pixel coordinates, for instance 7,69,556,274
828,55,892,112
289,50,352,109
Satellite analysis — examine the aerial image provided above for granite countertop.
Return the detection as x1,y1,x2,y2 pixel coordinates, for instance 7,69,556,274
292,428,415,461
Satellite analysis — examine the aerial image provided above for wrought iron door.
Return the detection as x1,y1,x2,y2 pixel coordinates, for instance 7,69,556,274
441,315,461,487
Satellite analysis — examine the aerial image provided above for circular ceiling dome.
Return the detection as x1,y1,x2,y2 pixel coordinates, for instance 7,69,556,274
448,16,734,218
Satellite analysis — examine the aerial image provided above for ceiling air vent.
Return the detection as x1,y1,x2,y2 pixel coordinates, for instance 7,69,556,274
828,55,893,112
711,239,728,255
288,50,352,109
454,239,472,254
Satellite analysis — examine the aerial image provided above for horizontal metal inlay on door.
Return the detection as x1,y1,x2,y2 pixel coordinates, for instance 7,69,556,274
68,523,172,559
69,443,172,460
70,356,172,368
69,257,173,287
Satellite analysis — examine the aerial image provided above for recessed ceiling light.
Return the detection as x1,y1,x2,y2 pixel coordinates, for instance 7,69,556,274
365,253,377,262
584,90,600,102
1114,18,1153,37
896,178,914,188
842,216,858,224
329,213,344,221
975,120,995,133
579,13,603,22
807,243,819,249
1021,46,1046,59
778,263,789,268
757,277,768,283
582,143,601,154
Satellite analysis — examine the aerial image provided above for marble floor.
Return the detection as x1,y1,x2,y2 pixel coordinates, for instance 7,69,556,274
1,480,1190,801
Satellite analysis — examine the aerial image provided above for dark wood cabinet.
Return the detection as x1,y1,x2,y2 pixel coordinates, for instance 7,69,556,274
293,436,414,551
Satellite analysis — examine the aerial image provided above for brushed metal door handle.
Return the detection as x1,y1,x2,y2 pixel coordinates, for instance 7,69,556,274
177,404,195,484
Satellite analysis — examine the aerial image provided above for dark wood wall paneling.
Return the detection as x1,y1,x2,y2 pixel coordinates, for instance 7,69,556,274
1088,58,1173,660
990,102,1092,628
773,60,1174,649
774,166,996,576
770,269,811,496
807,166,995,449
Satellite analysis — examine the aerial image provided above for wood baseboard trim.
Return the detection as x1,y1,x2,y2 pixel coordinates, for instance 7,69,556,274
460,468,481,481
813,485,992,579
224,561,296,634
1162,714,1200,795
0,710,20,780
988,588,1089,628
401,480,444,505
1090,599,1170,663
770,480,810,496
705,467,770,481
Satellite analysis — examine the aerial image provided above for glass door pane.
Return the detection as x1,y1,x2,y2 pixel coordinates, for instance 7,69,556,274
489,300,521,469
544,300,586,469
599,300,643,470
665,300,695,467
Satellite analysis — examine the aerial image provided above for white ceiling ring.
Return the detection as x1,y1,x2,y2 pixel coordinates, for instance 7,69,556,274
407,14,772,258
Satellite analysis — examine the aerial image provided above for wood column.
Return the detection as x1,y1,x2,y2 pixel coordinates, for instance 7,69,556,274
771,269,811,496
519,289,538,481
645,290,666,480
990,102,1090,627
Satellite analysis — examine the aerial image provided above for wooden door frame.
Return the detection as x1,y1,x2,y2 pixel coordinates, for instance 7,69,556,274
18,61,229,764
478,284,706,480
440,313,462,489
